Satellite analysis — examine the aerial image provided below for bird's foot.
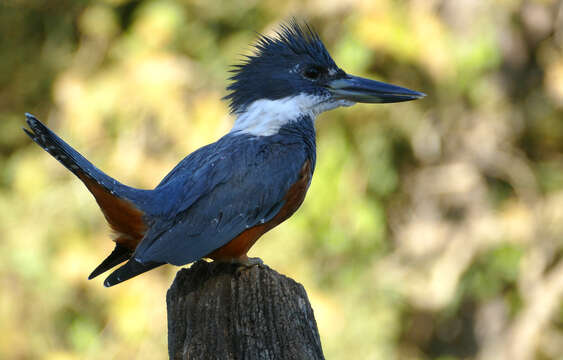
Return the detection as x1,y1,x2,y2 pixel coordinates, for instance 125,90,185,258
212,256,263,275
238,256,263,267
233,256,263,275
214,255,263,266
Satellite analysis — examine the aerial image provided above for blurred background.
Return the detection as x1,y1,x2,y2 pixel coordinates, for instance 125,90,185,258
1,0,563,359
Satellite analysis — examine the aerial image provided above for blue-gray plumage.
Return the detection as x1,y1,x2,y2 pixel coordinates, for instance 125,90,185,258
23,21,424,287
135,115,315,265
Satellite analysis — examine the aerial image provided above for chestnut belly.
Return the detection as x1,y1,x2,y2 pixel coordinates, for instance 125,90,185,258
208,159,312,261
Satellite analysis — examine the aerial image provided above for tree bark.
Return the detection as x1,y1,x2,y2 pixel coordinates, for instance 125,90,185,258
166,260,325,360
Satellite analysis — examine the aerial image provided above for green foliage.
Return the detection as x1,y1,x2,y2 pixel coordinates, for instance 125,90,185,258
2,1,563,359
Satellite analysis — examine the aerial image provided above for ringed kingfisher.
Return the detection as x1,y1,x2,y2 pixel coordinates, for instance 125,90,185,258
24,21,424,287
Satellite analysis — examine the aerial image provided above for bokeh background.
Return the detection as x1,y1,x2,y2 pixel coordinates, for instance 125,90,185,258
2,0,563,359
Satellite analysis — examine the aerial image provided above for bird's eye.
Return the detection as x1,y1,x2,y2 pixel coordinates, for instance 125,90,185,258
303,67,322,80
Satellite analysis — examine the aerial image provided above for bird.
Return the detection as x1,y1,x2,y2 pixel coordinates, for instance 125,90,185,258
23,21,424,287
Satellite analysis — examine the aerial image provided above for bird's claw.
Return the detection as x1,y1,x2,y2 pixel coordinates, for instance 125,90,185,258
234,257,263,276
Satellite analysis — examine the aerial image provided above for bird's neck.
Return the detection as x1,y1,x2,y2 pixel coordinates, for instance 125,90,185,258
229,95,323,137
276,114,317,172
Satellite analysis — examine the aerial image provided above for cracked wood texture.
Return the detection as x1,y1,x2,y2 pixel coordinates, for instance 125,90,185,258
166,260,325,360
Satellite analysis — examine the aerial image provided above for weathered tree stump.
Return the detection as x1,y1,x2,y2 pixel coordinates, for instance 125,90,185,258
166,260,324,360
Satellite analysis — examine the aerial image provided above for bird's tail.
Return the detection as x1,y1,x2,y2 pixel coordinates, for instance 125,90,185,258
104,258,164,287
24,113,151,280
24,114,126,195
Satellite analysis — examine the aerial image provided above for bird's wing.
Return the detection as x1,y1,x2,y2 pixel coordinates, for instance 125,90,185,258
134,136,310,266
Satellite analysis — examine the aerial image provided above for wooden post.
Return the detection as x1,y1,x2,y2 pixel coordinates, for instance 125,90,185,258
166,260,325,360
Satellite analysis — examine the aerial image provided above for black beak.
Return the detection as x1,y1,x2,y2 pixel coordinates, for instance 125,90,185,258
328,74,425,103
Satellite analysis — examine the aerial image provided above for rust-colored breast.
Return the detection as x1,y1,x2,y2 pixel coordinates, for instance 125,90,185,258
208,159,312,261
79,175,147,250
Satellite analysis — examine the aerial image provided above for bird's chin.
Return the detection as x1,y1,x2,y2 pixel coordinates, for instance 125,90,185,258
313,99,355,115
339,100,355,108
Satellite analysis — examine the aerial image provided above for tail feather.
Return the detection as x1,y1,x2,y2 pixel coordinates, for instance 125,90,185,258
23,113,152,204
88,243,133,280
24,113,120,189
24,114,153,282
104,258,164,287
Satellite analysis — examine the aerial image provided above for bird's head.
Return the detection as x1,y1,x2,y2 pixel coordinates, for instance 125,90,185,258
225,21,425,135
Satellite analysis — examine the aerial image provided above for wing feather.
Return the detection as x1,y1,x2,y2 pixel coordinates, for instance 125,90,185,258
134,135,309,266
